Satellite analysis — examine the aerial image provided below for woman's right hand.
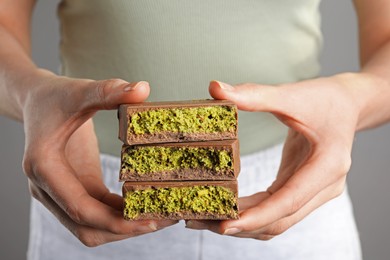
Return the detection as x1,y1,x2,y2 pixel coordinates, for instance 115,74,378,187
21,70,178,246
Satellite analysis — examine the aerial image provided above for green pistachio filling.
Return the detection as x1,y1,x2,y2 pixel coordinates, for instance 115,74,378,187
124,185,237,219
129,106,236,135
122,147,233,174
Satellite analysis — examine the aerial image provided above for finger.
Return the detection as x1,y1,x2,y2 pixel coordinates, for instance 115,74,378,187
100,192,125,211
229,177,346,240
189,146,349,236
209,80,282,113
267,130,311,193
186,173,346,238
238,192,271,212
209,80,316,116
254,178,346,238
77,174,112,202
29,181,177,247
208,81,317,139
185,192,271,232
29,151,177,235
218,147,349,235
83,79,150,111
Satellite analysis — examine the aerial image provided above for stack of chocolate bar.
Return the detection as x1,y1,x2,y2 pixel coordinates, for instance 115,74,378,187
118,100,240,220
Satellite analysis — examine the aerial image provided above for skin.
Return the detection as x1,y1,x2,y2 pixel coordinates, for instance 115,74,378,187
186,0,390,239
0,0,177,247
1,0,390,246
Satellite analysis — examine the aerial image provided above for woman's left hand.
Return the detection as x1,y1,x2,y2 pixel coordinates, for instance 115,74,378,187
186,73,372,240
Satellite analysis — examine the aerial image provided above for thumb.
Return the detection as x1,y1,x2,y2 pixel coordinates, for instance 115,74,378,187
209,80,284,114
84,79,150,110
209,80,319,141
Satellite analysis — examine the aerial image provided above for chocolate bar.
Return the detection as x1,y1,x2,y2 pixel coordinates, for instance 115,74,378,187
118,100,238,145
122,180,239,220
120,139,240,181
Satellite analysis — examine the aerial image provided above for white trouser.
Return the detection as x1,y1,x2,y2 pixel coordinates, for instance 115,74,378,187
27,144,362,260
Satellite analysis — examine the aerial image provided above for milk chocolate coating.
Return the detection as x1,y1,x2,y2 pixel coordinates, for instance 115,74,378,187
120,139,240,181
118,100,238,145
123,180,239,220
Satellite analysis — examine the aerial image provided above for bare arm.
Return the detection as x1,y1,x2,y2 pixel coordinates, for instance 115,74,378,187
352,0,390,130
188,0,390,239
0,0,38,119
0,0,176,246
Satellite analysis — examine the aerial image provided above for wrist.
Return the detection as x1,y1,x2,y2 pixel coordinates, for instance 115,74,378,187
333,72,390,131
7,68,57,121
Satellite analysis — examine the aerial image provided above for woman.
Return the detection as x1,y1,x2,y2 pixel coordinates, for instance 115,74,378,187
0,0,388,259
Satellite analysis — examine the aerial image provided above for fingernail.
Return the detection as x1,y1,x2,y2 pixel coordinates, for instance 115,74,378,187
185,220,208,230
212,80,234,91
124,81,147,92
223,227,242,235
136,222,158,233
148,222,158,231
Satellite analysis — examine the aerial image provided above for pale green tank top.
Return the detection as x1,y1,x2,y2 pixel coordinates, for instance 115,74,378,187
58,0,322,156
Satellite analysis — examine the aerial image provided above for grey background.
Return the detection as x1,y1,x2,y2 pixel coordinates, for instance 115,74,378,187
0,0,389,259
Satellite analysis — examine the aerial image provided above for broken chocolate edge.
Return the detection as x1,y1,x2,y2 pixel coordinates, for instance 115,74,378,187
118,100,238,145
120,140,240,181
122,180,239,220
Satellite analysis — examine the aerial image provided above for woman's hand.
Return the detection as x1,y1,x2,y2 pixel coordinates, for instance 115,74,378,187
186,73,374,240
21,70,177,246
